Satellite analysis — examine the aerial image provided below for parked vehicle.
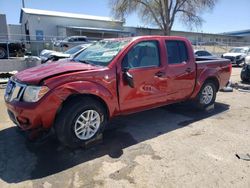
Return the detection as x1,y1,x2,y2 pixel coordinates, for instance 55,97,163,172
222,47,250,66
40,43,91,63
194,50,217,59
241,64,250,82
4,36,231,147
0,42,26,59
241,56,250,82
53,36,89,48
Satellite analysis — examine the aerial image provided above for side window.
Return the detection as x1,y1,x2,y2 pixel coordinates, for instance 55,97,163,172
78,37,87,42
166,41,188,64
122,41,160,69
202,51,211,56
179,42,188,62
195,51,202,56
68,38,75,42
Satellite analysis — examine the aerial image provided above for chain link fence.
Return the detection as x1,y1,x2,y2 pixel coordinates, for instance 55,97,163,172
1,34,250,59
192,41,250,57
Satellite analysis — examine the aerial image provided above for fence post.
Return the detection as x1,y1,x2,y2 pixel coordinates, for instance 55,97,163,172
6,41,9,59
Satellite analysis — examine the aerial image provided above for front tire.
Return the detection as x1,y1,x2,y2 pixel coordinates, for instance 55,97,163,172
55,97,107,148
195,81,217,109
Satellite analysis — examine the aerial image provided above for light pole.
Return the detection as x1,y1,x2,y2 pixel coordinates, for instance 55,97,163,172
22,0,25,8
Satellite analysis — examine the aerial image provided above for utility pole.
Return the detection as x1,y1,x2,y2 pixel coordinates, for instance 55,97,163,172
22,0,25,8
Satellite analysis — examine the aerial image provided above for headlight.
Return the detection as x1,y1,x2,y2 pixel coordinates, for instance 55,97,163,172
23,86,50,102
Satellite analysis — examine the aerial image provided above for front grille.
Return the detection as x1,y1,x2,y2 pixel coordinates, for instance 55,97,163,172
5,79,26,102
224,56,235,62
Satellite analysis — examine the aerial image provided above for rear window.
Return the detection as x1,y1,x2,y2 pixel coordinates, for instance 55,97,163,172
165,41,188,64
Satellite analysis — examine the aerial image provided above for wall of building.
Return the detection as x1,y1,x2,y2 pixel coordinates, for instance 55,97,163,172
7,24,22,42
124,26,248,44
21,13,124,41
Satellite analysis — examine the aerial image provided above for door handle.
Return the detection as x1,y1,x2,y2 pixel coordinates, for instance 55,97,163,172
155,71,165,77
185,68,192,73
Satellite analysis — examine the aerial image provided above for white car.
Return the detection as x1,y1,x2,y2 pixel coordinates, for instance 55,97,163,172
194,50,217,59
40,43,91,63
53,36,89,48
222,47,250,66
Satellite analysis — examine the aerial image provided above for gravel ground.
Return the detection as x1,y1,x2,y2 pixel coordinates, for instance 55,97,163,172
0,67,249,188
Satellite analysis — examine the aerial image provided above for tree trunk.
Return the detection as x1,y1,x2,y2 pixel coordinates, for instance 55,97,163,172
163,27,171,36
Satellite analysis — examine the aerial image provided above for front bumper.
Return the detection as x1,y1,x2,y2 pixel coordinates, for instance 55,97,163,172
223,56,244,65
4,80,62,131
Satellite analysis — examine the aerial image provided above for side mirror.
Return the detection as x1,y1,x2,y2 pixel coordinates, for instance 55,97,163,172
123,70,134,88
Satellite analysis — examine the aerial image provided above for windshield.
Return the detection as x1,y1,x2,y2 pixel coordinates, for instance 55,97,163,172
74,39,131,66
229,48,248,53
64,45,87,55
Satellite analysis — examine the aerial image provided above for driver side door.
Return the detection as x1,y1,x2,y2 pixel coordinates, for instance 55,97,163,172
118,40,168,113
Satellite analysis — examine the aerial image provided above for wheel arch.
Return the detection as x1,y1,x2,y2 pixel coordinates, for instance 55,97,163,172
57,93,110,121
204,77,220,92
191,75,220,99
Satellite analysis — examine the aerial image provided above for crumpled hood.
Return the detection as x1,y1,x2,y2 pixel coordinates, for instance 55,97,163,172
223,52,245,57
15,61,99,85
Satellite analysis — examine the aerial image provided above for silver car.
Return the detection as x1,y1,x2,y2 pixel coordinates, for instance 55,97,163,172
40,43,91,63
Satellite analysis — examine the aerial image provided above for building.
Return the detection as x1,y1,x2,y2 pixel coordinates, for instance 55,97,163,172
19,8,250,44
20,8,129,41
124,26,248,45
223,30,250,42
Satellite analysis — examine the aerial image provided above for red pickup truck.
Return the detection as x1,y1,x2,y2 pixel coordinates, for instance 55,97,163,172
4,36,231,147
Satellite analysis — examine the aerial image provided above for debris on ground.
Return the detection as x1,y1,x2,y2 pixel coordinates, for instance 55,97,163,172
238,89,250,93
0,71,18,88
230,81,250,91
236,153,250,161
221,81,233,92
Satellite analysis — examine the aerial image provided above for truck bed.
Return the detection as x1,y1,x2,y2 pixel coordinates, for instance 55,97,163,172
195,57,231,90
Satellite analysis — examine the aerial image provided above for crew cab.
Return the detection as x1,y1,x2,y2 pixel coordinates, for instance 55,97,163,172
4,36,231,147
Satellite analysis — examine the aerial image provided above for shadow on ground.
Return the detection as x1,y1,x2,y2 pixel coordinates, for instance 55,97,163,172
0,102,229,183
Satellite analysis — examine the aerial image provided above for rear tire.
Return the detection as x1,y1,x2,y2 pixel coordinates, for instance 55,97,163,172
0,47,7,59
195,81,217,109
55,97,107,148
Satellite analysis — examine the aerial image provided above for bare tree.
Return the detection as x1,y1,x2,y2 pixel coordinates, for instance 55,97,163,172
109,0,218,35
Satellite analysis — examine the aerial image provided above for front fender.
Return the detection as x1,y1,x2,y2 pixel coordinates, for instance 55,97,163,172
51,81,117,117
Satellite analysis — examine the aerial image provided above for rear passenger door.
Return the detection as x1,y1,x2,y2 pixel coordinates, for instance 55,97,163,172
165,40,196,101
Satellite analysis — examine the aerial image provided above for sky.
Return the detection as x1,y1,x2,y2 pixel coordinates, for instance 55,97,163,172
0,0,249,34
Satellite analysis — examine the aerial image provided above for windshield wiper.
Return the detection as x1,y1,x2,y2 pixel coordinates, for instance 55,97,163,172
76,60,95,65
